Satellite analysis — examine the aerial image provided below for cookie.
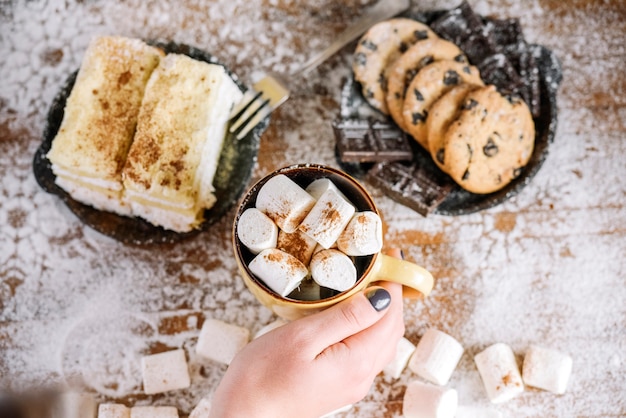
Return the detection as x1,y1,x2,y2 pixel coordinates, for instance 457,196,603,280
426,83,482,171
442,85,535,194
386,38,466,131
353,18,437,114
402,60,483,150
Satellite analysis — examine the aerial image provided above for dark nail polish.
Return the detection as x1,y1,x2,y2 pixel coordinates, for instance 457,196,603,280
366,287,391,312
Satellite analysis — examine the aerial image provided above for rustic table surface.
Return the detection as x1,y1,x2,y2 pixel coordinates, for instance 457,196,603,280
1,0,624,417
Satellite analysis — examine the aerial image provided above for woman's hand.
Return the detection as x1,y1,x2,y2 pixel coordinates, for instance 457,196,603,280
209,250,406,418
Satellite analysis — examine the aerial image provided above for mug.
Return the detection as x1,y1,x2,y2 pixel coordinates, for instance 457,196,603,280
232,164,434,321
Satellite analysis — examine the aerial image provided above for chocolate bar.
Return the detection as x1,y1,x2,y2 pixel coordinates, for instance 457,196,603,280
485,17,526,54
366,161,454,216
333,119,413,163
477,53,524,95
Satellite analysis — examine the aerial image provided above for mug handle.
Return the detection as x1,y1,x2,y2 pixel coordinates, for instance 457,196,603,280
368,253,434,298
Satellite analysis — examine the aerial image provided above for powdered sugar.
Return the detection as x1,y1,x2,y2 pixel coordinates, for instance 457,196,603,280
1,0,625,417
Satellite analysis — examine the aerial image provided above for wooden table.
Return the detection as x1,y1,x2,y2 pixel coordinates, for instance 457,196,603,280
1,0,624,416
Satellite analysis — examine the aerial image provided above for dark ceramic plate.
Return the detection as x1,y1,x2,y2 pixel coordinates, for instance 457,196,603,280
338,10,562,216
33,41,268,245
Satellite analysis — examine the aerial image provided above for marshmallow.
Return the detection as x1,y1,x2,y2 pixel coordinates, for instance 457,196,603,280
98,404,130,418
384,336,416,379
56,392,97,418
256,174,316,233
299,188,355,249
287,277,323,301
141,349,191,395
237,207,278,254
305,178,350,202
474,343,524,403
408,328,464,385
277,228,318,265
522,345,572,394
130,406,178,418
253,318,289,339
402,380,458,418
189,398,212,418
249,248,308,296
196,318,250,365
310,249,357,292
336,211,383,256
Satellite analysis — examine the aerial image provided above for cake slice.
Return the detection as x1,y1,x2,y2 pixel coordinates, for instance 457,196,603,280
122,53,243,232
46,36,164,215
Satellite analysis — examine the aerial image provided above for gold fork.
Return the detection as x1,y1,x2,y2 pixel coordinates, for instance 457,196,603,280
228,0,410,140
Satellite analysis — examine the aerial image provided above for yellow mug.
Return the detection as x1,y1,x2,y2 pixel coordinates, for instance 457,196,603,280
232,164,434,321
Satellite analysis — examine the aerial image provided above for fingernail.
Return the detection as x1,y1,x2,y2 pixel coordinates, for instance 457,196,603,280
366,287,391,312
400,249,405,260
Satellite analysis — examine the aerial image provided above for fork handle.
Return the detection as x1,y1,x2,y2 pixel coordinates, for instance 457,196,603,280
290,0,410,77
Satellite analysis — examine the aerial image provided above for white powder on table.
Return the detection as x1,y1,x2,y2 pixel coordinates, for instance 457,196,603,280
1,0,624,417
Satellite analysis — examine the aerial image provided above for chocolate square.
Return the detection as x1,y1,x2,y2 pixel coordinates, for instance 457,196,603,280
333,119,413,163
366,161,454,216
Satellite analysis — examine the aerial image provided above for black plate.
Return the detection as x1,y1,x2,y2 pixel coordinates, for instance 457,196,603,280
33,41,268,245
338,10,563,216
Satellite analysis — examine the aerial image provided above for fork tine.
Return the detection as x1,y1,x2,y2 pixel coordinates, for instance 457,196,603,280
229,74,290,139
231,97,271,139
229,90,263,122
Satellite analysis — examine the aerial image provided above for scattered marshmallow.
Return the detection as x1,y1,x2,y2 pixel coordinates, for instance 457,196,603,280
141,349,191,395
337,211,383,256
277,228,318,265
249,248,308,296
188,398,212,418
196,318,250,365
299,188,355,249
98,403,130,418
402,380,458,418
98,404,130,418
384,336,416,379
310,249,357,292
409,328,464,385
237,207,278,254
130,406,178,418
56,392,97,418
522,345,572,394
455,405,503,418
474,343,524,403
253,318,289,339
305,178,350,202
256,174,316,233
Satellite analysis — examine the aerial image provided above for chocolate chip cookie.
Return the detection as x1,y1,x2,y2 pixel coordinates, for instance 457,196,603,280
353,18,436,114
442,85,535,194
426,83,482,172
386,38,466,131
402,60,483,150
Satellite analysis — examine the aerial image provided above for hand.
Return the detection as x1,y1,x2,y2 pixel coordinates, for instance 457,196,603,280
209,250,405,418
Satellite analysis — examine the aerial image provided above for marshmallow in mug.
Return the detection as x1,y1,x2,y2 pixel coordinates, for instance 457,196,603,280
310,249,357,292
255,174,316,233
298,188,356,249
237,208,278,254
337,211,383,256
305,177,350,202
248,248,308,297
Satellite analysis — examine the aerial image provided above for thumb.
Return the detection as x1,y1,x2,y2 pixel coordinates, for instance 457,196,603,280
300,286,391,355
